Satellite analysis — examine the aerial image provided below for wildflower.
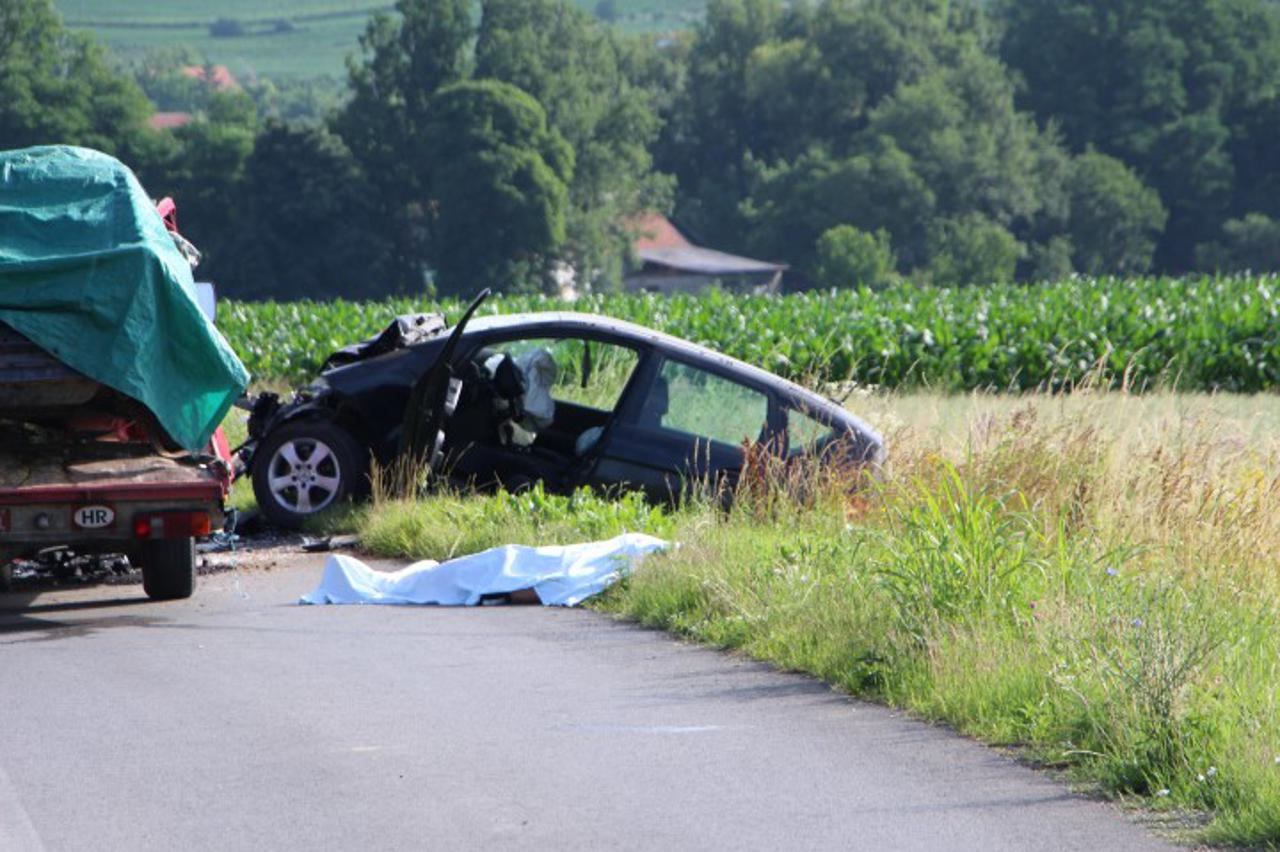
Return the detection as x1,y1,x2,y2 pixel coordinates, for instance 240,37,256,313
1132,617,1144,628
1155,789,1170,797
1197,774,1206,783
1207,766,1217,778
1105,568,1119,577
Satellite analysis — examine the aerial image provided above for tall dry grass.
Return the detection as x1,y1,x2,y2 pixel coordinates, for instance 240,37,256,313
609,391,1280,845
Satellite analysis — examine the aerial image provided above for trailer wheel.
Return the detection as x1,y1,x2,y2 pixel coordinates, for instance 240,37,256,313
142,537,196,600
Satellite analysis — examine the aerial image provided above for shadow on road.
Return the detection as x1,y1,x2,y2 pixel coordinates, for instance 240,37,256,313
0,590,173,641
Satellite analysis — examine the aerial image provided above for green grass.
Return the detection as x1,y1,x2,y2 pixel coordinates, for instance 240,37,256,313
345,390,1280,846
359,484,678,561
57,0,706,79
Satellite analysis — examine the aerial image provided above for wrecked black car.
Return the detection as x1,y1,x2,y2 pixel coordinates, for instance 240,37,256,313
241,292,884,528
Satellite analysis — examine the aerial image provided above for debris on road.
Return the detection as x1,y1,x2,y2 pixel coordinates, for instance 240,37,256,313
301,534,362,553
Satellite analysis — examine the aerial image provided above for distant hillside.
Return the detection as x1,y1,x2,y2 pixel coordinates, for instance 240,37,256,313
55,0,704,79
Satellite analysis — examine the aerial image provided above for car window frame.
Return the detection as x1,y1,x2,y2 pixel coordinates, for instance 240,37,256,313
457,328,651,417
619,352,786,452
783,399,842,457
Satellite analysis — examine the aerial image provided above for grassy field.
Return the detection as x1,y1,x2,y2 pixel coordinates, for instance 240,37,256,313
56,0,705,79
335,390,1280,846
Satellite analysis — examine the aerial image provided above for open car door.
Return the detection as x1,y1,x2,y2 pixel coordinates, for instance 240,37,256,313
398,289,490,488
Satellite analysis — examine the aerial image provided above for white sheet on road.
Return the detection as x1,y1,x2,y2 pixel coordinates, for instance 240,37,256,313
299,533,669,607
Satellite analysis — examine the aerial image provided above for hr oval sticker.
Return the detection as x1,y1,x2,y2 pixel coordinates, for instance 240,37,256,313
73,505,115,529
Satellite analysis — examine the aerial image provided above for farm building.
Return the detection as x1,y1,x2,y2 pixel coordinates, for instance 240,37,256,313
624,213,785,294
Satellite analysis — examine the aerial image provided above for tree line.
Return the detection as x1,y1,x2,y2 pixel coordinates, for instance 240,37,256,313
3,0,1280,298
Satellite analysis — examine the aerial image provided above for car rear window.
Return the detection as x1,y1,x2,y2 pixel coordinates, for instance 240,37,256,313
787,406,836,455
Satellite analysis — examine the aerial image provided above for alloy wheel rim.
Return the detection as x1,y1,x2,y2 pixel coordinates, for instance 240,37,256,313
266,438,342,514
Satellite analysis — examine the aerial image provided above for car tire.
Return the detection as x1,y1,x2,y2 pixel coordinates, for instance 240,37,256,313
252,419,367,530
0,561,12,592
142,537,196,600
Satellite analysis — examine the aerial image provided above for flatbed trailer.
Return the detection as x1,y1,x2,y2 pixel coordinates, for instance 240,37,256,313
0,323,230,599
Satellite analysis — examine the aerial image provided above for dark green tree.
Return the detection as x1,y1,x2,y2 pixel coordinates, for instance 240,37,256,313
149,91,259,280
927,214,1024,286
1066,152,1167,276
217,121,394,300
334,0,474,290
814,225,897,290
662,0,787,246
1196,213,1280,271
738,35,1072,284
420,81,574,294
994,0,1280,268
475,0,670,287
741,141,934,279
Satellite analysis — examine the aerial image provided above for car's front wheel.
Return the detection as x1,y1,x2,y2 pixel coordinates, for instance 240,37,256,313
252,419,367,529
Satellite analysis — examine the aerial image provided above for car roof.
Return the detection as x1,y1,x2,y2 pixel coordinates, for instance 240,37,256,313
460,311,882,440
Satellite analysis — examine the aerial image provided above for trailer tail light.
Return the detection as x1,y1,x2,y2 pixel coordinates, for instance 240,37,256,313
133,511,211,540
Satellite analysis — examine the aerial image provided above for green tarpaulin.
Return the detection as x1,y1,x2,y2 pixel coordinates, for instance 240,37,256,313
0,145,249,453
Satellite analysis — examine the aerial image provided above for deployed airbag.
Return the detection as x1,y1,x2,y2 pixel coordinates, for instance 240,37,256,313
300,533,669,607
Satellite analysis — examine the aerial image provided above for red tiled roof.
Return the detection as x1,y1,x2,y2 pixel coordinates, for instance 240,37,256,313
628,212,785,274
149,111,194,130
181,65,238,90
629,212,692,251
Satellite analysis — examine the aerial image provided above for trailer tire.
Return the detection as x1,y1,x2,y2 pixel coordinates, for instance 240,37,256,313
142,537,196,600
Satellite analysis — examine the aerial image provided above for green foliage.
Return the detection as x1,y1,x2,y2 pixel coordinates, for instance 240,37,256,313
667,0,1095,282
147,90,259,278
421,81,574,294
0,0,164,165
743,141,934,278
476,0,673,288
927,214,1024,286
28,0,1280,297
1197,212,1280,271
335,0,474,290
359,484,678,561
215,121,395,300
813,225,896,290
220,275,1280,393
994,0,1280,269
1066,152,1167,276
331,0,669,293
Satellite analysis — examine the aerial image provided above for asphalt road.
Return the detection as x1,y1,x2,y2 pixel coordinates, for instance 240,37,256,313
0,553,1173,852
